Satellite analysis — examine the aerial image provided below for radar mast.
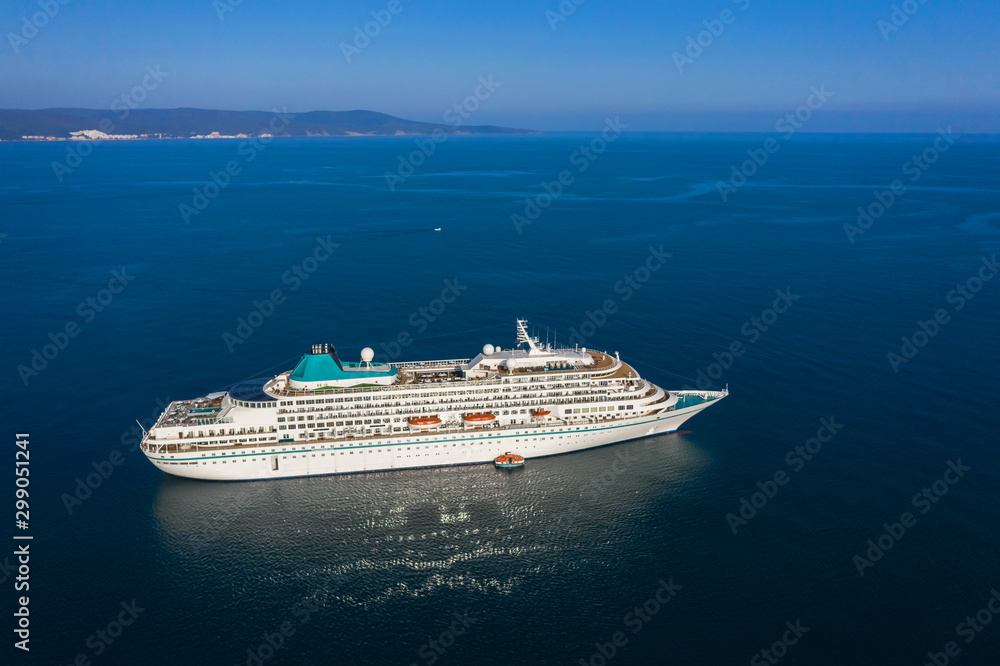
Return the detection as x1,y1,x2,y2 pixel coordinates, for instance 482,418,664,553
515,319,541,353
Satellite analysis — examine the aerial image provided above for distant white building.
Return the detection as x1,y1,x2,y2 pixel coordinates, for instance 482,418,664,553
70,130,138,140
191,131,258,139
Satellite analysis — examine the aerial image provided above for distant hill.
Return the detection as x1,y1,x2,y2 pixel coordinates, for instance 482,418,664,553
0,108,536,140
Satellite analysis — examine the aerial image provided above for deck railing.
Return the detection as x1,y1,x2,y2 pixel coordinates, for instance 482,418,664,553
142,412,636,455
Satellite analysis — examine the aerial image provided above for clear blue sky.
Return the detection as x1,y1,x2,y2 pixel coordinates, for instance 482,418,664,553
3,0,998,132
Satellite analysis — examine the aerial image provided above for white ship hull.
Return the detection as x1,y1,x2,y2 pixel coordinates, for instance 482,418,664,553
144,397,721,481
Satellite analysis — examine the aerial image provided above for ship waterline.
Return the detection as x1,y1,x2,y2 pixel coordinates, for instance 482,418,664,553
140,320,727,481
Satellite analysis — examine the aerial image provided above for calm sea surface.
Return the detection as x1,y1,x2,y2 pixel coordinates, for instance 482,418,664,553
1,133,999,664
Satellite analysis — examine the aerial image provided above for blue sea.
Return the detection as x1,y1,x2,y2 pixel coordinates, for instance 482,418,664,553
2,132,999,665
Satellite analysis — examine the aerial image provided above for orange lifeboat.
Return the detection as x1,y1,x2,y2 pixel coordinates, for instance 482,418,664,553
494,452,524,468
531,409,551,418
408,416,442,426
463,413,495,423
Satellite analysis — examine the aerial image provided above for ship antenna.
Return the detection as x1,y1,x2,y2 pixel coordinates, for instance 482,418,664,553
516,318,540,352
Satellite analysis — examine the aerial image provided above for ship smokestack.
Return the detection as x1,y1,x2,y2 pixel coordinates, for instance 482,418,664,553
311,343,336,355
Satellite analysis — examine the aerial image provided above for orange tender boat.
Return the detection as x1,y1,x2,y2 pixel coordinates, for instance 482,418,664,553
408,416,442,426
531,409,551,417
463,413,495,422
494,452,524,468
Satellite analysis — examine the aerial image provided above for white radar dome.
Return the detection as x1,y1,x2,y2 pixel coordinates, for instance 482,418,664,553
483,344,495,356
360,347,375,363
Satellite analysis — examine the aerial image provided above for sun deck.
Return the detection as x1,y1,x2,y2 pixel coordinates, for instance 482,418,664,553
157,395,226,428
495,350,616,376
264,350,622,398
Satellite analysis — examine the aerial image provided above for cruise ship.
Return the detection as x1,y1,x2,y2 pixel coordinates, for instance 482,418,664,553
140,320,727,481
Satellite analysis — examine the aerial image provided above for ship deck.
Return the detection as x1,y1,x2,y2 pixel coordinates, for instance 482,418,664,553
157,396,224,428
155,352,642,431
268,350,625,395
143,386,733,456
495,350,618,376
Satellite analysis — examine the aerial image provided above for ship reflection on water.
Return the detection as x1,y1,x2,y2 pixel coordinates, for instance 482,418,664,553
150,433,708,608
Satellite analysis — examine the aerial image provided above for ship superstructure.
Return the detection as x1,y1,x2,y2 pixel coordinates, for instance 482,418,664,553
140,320,727,480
